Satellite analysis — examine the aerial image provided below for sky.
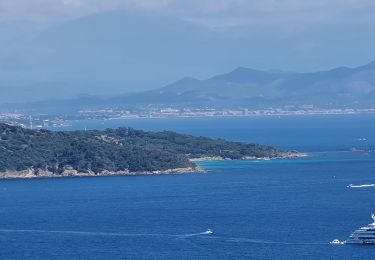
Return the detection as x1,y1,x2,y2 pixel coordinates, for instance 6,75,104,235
1,0,375,102
7,1,375,67
2,0,375,28
2,1,375,65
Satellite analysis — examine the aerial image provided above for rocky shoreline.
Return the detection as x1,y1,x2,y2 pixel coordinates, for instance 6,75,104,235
0,152,306,180
0,166,205,180
190,151,307,162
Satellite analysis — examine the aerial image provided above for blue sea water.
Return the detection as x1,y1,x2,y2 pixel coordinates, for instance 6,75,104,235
1,115,375,259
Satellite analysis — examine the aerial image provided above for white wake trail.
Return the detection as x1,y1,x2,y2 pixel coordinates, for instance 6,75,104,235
0,229,166,237
0,228,213,239
208,236,328,246
347,184,375,188
176,229,213,238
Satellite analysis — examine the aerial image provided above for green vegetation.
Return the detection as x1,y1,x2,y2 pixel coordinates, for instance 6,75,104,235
0,123,291,175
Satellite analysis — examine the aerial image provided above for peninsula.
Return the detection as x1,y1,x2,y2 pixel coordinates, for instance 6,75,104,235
0,123,302,179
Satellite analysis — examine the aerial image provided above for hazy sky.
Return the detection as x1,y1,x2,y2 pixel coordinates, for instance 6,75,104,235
2,0,375,28
1,0,375,102
1,1,375,69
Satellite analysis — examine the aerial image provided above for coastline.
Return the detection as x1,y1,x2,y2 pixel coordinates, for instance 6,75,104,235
108,109,375,120
0,153,306,180
74,109,375,123
0,166,205,180
190,152,307,162
3,109,375,131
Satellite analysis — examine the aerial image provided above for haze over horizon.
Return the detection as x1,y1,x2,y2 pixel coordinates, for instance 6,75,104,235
1,0,375,103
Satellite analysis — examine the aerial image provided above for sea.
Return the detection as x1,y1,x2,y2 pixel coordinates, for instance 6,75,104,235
0,114,375,259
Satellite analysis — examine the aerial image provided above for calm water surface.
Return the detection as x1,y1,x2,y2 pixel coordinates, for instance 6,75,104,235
1,115,375,259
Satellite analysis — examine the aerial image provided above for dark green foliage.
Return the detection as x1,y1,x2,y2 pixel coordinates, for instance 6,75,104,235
0,124,285,174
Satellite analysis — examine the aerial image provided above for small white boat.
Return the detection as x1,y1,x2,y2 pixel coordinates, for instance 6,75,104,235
330,239,344,245
202,229,213,235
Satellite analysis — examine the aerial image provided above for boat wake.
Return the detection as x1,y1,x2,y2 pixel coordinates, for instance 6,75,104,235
177,229,213,238
0,228,213,239
0,229,165,238
0,228,338,246
204,236,328,246
347,184,375,188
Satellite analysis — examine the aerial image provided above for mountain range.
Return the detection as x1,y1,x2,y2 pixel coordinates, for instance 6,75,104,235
110,60,375,109
1,60,375,112
0,9,374,111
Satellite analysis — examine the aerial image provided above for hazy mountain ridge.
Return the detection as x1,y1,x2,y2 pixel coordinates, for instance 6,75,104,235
121,60,375,108
3,10,375,105
1,60,375,113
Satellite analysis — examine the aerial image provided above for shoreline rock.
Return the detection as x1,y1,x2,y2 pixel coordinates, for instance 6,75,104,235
190,152,307,162
0,166,205,180
0,152,306,180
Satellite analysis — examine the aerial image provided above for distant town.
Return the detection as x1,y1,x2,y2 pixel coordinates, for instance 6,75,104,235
1,106,375,129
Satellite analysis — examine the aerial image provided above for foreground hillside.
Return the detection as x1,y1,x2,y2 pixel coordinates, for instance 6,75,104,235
0,124,300,178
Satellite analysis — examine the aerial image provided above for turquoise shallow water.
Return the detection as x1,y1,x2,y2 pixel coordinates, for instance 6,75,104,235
1,115,375,259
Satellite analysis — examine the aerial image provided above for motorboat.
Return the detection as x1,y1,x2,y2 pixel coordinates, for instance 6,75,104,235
202,229,213,235
329,239,344,245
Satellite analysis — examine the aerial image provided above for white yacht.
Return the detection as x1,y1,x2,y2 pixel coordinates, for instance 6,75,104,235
346,214,375,244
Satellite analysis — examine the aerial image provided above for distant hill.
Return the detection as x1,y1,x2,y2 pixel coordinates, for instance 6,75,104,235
118,60,375,108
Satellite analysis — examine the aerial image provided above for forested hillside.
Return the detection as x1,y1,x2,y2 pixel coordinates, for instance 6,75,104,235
0,124,296,176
